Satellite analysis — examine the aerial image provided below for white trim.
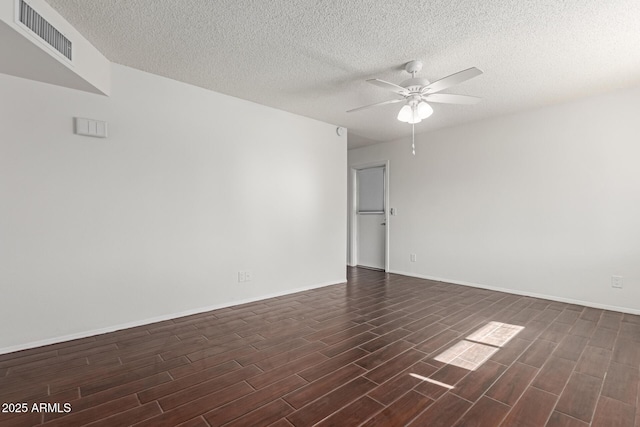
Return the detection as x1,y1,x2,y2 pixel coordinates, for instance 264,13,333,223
349,160,390,271
0,278,345,355
387,269,640,316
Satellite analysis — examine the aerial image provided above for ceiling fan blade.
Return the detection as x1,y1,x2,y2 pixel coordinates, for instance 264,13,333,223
423,93,481,105
422,67,483,94
367,79,410,96
347,98,404,113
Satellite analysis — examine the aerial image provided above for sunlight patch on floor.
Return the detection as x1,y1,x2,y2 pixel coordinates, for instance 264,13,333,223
409,373,455,389
432,321,524,371
433,340,499,370
466,321,524,347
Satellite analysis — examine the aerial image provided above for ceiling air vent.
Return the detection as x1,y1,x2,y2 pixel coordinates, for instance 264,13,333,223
18,0,72,61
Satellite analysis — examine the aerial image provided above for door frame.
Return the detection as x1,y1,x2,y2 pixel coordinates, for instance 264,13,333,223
349,160,390,271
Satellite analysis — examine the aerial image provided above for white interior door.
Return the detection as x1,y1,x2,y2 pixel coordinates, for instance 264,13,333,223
357,166,386,270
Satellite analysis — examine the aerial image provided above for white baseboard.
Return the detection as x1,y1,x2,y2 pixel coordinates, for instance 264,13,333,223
0,278,346,356
387,269,640,316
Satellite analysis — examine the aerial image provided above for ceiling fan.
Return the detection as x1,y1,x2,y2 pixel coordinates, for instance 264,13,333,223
348,60,482,155
348,60,483,123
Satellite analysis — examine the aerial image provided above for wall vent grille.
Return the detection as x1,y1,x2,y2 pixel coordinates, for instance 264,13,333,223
18,0,72,61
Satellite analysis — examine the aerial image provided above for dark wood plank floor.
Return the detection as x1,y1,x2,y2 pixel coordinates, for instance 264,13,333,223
1,267,639,426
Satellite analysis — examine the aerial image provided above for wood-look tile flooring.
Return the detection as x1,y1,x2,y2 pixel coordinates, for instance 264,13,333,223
1,267,639,426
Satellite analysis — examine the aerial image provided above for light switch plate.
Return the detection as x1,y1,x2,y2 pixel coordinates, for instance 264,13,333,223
75,117,108,138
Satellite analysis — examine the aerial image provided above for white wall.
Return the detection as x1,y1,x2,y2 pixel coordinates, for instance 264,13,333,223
0,64,346,352
349,86,640,313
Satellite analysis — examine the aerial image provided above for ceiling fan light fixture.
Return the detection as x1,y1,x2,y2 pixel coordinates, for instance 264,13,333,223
417,101,433,119
397,104,412,122
407,107,422,124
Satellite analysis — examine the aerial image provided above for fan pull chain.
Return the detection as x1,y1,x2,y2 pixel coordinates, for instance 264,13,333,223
412,123,416,156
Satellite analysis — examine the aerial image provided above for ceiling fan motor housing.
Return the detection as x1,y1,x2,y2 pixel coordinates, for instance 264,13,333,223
405,94,422,106
400,77,430,93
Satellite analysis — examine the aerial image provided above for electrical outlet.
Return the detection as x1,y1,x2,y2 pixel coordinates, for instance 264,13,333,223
611,275,623,289
410,254,416,262
238,271,246,282
244,270,252,281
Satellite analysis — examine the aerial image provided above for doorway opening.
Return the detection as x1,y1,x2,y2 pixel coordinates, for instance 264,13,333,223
349,161,389,271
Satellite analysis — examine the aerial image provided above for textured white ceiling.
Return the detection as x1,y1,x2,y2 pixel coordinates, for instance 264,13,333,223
46,0,640,148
